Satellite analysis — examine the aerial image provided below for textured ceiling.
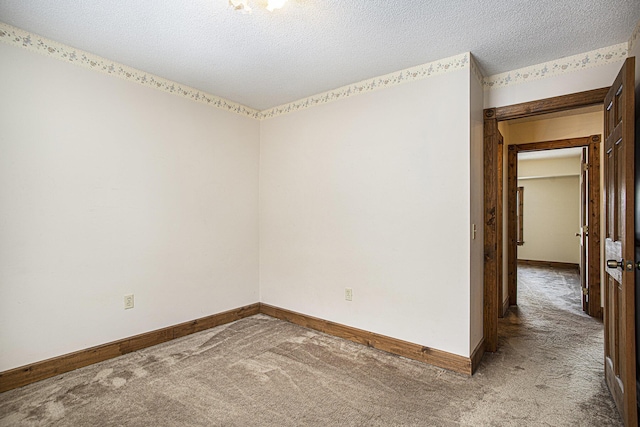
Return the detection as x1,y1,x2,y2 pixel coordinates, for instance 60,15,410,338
0,1,638,110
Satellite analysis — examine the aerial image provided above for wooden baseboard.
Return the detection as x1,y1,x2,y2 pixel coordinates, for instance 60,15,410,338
517,259,579,271
470,338,485,373
1,301,486,393
502,296,510,316
0,303,260,393
259,303,478,375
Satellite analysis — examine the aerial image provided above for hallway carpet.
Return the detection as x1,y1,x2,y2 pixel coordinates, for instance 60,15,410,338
0,266,623,426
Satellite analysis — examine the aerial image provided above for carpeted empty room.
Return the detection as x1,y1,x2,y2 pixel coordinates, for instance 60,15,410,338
2,3,640,425
0,266,622,426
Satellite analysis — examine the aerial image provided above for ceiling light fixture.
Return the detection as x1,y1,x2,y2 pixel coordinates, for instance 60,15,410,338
228,0,287,14
228,0,251,13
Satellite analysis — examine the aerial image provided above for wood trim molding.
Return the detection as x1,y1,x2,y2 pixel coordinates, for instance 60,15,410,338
587,136,602,319
2,301,487,393
496,133,504,319
0,303,260,393
493,87,609,121
507,145,518,306
517,259,580,271
260,303,479,375
483,108,499,353
470,338,486,374
513,136,595,152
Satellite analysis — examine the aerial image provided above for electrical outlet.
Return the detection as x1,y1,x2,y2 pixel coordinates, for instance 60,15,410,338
124,294,134,310
345,288,353,301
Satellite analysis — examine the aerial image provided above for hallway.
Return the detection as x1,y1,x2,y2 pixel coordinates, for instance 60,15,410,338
474,264,622,425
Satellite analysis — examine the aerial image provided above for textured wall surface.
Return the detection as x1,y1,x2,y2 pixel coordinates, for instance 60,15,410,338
0,42,260,371
260,68,473,357
1,9,638,373
517,175,581,264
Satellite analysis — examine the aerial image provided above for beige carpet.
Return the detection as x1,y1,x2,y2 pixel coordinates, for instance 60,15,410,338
0,266,623,426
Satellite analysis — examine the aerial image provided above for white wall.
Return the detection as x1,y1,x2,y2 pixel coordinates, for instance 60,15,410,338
517,157,581,264
0,43,260,371
260,68,474,357
0,18,637,375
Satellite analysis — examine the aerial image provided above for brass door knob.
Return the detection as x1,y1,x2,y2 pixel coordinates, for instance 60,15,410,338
606,259,623,269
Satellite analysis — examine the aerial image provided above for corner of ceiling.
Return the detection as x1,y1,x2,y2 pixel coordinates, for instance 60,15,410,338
259,52,472,120
4,17,637,122
0,21,262,120
482,42,629,91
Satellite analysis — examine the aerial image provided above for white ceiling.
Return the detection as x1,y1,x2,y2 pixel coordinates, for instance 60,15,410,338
0,1,638,111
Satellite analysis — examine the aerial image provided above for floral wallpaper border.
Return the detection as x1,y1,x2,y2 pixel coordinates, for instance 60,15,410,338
261,53,471,119
483,42,629,89
629,19,640,53
1,20,636,119
0,22,262,119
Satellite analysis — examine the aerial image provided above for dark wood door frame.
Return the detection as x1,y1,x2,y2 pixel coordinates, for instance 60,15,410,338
506,136,602,319
483,87,609,352
496,132,504,318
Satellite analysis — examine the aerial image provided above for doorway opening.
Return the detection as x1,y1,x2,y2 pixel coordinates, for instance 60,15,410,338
484,58,638,425
483,88,609,352
505,135,602,320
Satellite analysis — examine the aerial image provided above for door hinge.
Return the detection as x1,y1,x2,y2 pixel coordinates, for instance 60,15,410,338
582,287,588,296
582,163,589,172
